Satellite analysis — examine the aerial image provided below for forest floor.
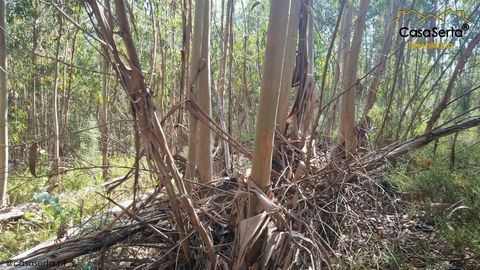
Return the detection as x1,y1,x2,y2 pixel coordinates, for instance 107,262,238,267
0,135,479,269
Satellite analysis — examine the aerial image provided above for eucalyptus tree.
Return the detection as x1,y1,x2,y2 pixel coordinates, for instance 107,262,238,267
338,0,369,154
0,0,7,206
185,0,213,191
50,7,63,177
250,0,290,214
277,0,300,135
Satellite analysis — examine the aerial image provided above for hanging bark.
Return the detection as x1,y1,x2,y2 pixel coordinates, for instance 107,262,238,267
277,0,300,135
287,0,309,139
0,0,7,206
338,0,369,154
250,0,290,212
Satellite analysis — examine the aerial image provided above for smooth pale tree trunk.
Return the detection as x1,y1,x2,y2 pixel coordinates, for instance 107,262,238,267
51,14,63,176
0,0,7,206
338,3,353,151
338,0,369,154
196,0,212,183
217,0,233,172
29,0,39,140
277,0,300,135
185,0,205,191
250,0,290,212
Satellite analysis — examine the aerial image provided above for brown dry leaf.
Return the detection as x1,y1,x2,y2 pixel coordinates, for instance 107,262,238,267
28,142,38,177
232,212,270,270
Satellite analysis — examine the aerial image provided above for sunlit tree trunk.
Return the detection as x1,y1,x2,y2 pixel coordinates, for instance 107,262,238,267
51,12,63,176
185,0,205,191
0,0,7,205
196,0,212,184
338,0,369,154
250,0,290,213
338,3,353,152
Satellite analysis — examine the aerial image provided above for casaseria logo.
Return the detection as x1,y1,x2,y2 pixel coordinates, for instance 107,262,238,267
393,8,470,49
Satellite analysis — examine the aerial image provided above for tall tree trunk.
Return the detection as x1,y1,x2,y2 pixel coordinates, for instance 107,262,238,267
361,0,397,127
178,0,191,140
51,12,63,176
217,0,233,172
100,51,109,180
196,0,212,184
338,0,369,154
277,0,300,135
250,0,290,213
0,0,7,206
185,0,206,191
28,0,39,140
226,2,234,137
61,29,79,145
337,3,352,150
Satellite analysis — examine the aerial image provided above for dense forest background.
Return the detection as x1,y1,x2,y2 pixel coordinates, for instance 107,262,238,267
0,0,479,269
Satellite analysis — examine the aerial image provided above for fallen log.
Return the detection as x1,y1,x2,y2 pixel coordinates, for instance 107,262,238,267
0,223,147,270
386,118,480,159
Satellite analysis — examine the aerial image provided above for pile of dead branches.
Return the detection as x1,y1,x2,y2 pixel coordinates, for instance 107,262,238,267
4,117,479,270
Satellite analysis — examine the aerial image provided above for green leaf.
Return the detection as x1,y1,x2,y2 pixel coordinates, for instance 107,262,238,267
24,212,35,219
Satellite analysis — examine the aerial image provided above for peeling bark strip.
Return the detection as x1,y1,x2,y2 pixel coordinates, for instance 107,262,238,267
84,0,215,265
